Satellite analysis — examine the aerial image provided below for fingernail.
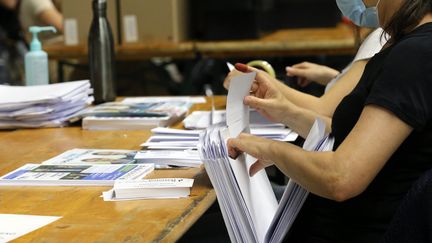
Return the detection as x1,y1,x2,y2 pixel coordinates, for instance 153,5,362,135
285,66,292,71
235,63,249,72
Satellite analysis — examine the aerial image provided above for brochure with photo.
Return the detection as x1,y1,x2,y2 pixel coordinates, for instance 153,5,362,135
42,148,138,165
0,164,154,186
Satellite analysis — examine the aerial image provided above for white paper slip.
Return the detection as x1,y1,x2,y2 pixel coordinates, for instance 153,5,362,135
103,178,194,201
227,62,235,72
0,214,61,242
226,71,256,137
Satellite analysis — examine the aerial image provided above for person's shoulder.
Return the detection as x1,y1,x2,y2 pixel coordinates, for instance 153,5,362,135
392,27,432,56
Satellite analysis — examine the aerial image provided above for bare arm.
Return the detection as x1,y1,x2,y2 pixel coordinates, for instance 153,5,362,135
38,7,63,33
228,105,412,201
277,60,367,117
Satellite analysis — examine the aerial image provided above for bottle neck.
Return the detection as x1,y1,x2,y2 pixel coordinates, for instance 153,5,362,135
92,0,107,17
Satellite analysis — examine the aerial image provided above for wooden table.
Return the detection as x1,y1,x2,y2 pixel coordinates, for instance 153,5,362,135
45,24,368,61
0,97,226,242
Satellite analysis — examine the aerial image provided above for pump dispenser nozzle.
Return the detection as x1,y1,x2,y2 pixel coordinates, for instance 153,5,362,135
29,26,57,51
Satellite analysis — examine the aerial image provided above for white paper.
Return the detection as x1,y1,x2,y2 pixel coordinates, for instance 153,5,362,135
64,18,79,45
123,15,139,43
103,178,194,201
226,72,256,137
0,214,61,242
227,62,235,72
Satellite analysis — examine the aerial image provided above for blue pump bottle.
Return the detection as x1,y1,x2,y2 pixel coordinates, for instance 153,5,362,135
25,26,57,86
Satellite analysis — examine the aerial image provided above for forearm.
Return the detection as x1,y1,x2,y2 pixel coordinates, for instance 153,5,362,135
282,104,332,139
274,81,324,113
266,141,344,200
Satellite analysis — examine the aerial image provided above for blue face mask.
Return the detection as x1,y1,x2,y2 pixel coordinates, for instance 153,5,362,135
336,0,380,28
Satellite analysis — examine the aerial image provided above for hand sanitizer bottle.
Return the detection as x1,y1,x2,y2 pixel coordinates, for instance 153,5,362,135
25,26,57,86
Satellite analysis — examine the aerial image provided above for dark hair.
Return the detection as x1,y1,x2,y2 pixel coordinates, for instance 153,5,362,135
384,0,432,44
0,4,24,42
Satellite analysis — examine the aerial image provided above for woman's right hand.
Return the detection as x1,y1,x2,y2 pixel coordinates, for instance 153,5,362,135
286,62,340,87
235,63,297,125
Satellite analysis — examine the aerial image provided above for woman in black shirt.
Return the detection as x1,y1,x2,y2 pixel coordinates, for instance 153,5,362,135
227,0,432,242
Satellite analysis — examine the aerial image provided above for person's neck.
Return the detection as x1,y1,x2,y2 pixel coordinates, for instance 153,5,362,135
418,13,432,27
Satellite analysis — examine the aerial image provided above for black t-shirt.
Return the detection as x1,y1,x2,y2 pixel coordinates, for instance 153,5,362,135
288,23,432,243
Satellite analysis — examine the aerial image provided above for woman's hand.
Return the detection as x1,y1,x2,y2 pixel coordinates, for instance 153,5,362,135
286,62,340,87
235,63,297,125
227,133,276,176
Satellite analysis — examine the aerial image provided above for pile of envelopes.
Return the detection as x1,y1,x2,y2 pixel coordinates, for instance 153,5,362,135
198,72,334,243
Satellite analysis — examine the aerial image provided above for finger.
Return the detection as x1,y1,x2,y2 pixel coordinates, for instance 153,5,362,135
249,160,267,177
291,61,311,69
286,67,307,78
227,138,242,159
244,96,274,111
235,63,269,82
250,82,259,93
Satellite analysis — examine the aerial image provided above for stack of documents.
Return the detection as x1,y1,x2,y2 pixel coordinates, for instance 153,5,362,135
140,126,297,150
0,80,93,129
81,96,205,130
198,72,334,242
183,110,282,129
134,149,202,167
103,178,194,201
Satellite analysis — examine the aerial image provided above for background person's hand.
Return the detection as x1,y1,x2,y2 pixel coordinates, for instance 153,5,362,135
286,62,340,87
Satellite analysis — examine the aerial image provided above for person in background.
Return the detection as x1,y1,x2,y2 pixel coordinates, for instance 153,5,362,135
227,0,432,241
19,0,63,37
0,0,26,85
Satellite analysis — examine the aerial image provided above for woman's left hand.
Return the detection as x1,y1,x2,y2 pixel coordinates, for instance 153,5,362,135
227,133,276,177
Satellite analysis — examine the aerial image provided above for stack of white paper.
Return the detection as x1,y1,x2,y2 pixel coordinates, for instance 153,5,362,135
0,80,93,129
102,178,194,201
140,126,297,150
183,110,298,141
198,72,334,242
134,150,202,167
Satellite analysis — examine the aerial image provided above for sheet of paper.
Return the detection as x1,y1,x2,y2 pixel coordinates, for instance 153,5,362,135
227,62,235,72
0,214,61,242
226,72,256,137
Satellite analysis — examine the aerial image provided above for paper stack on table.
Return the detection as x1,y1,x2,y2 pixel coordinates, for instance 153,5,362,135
81,97,202,130
183,110,298,141
103,178,194,201
0,80,93,129
198,72,334,243
134,149,202,168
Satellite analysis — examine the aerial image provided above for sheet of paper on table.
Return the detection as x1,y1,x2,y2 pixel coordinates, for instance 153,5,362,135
0,214,61,242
